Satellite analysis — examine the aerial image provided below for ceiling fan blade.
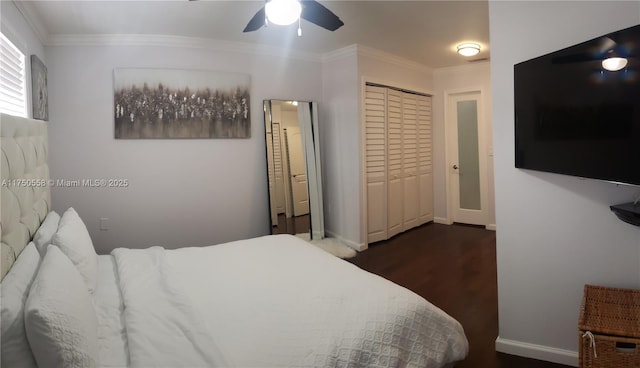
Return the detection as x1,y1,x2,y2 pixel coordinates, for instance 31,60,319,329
552,36,616,64
551,53,602,64
300,0,344,31
243,7,266,32
597,37,617,54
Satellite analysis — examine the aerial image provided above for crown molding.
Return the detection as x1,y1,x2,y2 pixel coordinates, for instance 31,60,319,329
16,13,431,72
433,59,491,76
322,44,432,74
12,0,49,44
46,33,324,63
322,44,358,63
355,44,433,74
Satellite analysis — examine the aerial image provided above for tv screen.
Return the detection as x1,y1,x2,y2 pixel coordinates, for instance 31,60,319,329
514,24,640,186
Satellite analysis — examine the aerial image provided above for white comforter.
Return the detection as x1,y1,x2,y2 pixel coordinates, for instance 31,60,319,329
111,234,468,367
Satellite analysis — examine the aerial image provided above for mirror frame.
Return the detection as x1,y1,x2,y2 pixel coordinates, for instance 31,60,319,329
264,100,324,240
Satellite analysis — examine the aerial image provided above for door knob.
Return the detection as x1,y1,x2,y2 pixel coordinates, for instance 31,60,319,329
453,164,459,170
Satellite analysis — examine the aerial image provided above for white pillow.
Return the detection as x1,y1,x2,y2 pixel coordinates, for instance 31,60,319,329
51,207,98,293
0,243,40,368
33,211,61,256
24,245,99,368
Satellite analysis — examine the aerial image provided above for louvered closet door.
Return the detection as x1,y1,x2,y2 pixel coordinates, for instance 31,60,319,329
387,89,403,238
272,123,286,215
365,86,388,243
417,95,433,224
266,130,277,226
402,92,419,231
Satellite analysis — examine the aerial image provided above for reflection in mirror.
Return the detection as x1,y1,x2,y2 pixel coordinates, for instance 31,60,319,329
264,100,324,240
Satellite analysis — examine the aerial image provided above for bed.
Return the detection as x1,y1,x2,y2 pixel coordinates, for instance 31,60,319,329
1,113,468,368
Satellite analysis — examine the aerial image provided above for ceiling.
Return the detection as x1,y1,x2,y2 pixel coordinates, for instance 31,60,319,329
18,0,490,68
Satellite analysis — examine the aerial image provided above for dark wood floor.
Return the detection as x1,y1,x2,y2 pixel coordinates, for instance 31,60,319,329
348,223,572,368
273,213,310,235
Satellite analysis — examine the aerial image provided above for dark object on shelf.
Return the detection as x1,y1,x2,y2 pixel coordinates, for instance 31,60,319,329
610,202,640,227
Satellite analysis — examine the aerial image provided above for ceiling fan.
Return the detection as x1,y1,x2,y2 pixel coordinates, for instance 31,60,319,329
551,34,636,71
188,0,343,36
242,0,344,34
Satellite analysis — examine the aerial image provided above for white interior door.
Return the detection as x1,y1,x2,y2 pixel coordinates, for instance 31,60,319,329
285,127,310,217
365,86,387,243
447,91,487,225
364,84,434,245
402,92,419,231
298,102,324,240
417,95,433,224
387,89,403,238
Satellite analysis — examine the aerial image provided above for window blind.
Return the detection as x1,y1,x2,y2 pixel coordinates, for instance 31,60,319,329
0,33,27,117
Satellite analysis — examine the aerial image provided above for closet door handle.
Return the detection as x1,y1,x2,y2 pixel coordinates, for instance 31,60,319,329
453,164,459,170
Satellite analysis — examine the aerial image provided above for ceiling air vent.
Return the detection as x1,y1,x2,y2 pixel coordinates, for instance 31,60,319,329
468,57,490,63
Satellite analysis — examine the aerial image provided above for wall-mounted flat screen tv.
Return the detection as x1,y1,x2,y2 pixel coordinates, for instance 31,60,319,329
514,24,640,186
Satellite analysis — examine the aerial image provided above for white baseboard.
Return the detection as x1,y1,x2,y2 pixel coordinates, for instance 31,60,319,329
495,337,578,367
435,217,495,230
434,217,452,225
324,230,367,251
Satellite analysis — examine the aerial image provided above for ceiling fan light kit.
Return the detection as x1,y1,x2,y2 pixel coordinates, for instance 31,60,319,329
243,0,344,35
602,57,628,71
265,0,302,26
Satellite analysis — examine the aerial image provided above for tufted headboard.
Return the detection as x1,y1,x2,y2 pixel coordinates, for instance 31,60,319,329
1,113,50,280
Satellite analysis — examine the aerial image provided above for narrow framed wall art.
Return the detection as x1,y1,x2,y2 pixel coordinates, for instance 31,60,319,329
31,55,48,121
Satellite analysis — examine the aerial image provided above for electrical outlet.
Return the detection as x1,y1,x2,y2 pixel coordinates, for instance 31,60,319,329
99,217,109,231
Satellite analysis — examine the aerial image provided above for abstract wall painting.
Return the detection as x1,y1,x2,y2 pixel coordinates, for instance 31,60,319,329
114,68,250,139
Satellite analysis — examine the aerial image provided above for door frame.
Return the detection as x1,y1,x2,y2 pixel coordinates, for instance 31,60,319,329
444,87,489,226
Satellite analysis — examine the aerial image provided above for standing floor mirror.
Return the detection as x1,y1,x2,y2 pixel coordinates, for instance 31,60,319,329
264,100,324,240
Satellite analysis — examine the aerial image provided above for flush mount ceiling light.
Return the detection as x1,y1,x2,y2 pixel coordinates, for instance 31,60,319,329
265,0,302,26
602,57,628,72
457,43,481,57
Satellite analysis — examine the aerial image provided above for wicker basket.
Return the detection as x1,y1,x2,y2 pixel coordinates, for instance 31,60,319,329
578,285,640,368
579,333,640,368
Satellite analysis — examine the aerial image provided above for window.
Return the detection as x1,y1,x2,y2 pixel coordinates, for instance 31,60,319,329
0,32,27,117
